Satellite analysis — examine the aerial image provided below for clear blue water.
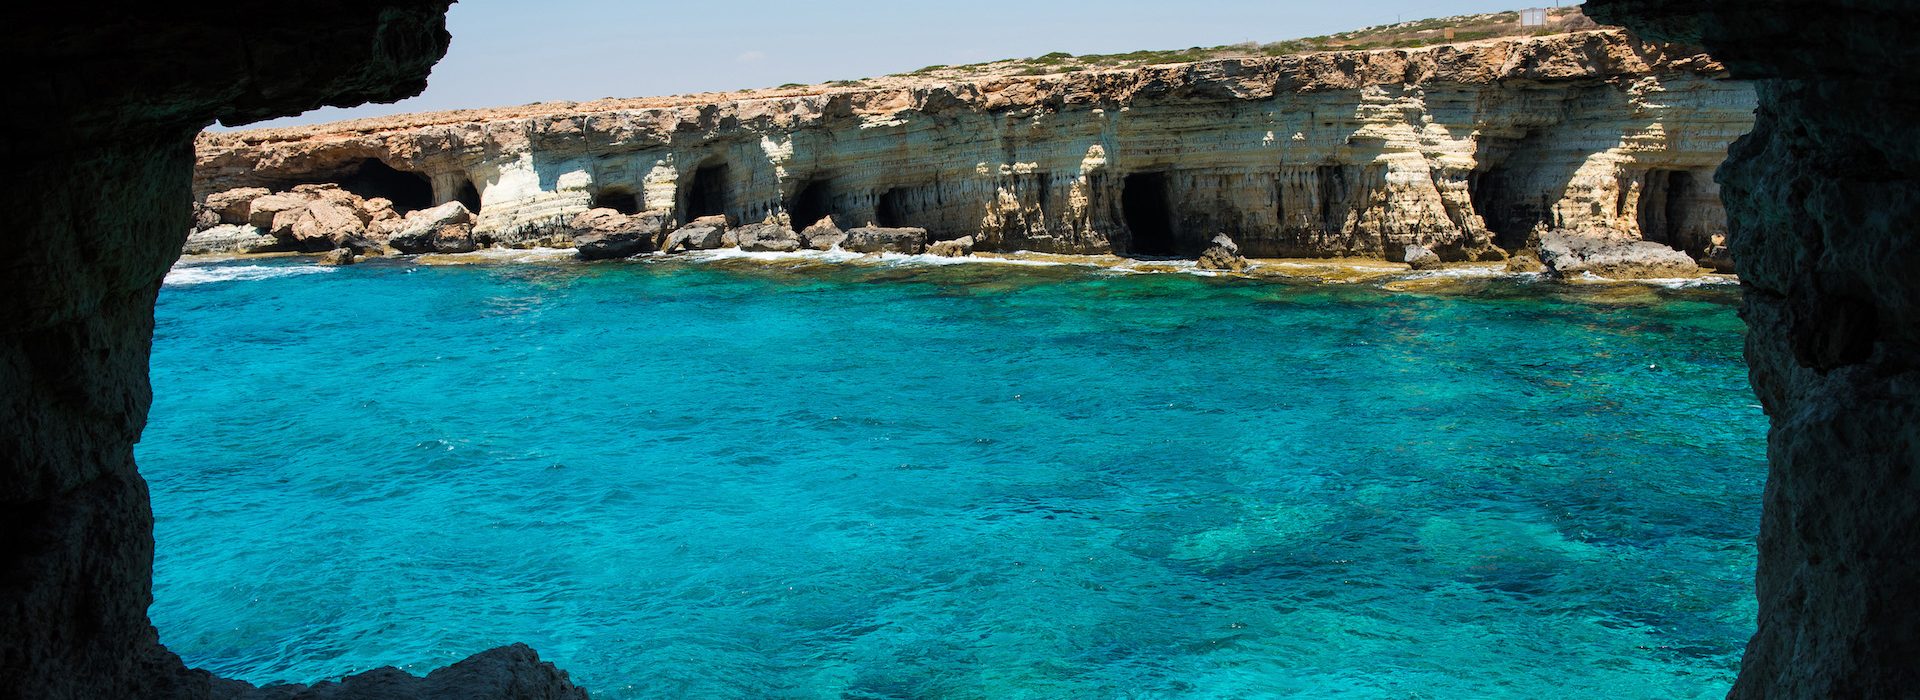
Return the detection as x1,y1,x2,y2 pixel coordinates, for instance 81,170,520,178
142,255,1765,699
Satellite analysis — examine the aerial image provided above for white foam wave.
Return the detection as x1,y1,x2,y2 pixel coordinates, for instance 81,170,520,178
453,246,578,262
164,264,336,286
1638,276,1739,289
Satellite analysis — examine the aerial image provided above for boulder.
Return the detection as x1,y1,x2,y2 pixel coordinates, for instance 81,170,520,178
273,199,368,251
1504,248,1548,273
927,235,976,257
182,224,280,255
1537,230,1704,280
1196,234,1249,272
1699,235,1736,273
190,203,221,231
1403,243,1443,271
735,221,803,252
316,247,357,266
842,226,928,254
359,197,399,225
801,216,846,250
661,223,727,253
245,192,310,229
387,201,477,254
204,186,270,225
570,208,666,260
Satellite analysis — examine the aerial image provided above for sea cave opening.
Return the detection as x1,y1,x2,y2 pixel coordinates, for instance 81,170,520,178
1639,169,1694,251
457,178,483,213
592,187,642,215
789,179,832,228
684,162,731,220
875,187,907,228
337,158,433,214
1121,172,1176,257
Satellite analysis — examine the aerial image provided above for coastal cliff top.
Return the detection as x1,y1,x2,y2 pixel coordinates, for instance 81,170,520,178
201,8,1719,150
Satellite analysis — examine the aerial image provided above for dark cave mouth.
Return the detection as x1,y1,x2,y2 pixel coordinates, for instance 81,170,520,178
1121,172,1178,257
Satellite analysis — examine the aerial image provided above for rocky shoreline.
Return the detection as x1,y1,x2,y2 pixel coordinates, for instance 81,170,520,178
190,28,1754,281
186,181,1720,281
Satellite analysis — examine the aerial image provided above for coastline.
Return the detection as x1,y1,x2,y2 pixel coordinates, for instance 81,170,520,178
168,247,1739,293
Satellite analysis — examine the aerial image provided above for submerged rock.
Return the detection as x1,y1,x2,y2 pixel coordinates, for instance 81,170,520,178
1197,234,1249,272
315,247,357,266
1537,230,1703,279
1403,244,1443,271
842,226,928,254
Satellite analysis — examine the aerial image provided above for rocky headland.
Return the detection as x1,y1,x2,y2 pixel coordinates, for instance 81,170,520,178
189,28,1755,280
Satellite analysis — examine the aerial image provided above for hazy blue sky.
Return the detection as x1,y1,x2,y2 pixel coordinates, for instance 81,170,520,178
238,0,1554,128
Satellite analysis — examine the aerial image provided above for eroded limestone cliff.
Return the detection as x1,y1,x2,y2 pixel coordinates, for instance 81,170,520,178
192,29,1755,270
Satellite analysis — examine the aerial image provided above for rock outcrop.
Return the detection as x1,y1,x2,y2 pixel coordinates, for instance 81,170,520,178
1589,0,1920,696
1402,244,1442,271
0,3,585,699
1197,234,1250,272
570,208,666,259
841,226,929,254
1535,229,1703,279
192,29,1755,269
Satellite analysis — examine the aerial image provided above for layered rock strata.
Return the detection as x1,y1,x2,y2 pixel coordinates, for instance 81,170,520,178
193,30,1756,273
0,3,583,698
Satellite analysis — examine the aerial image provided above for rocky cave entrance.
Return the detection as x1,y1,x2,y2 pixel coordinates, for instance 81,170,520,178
789,179,832,228
1468,165,1536,252
1121,172,1177,257
457,178,483,213
338,158,433,214
592,188,642,215
683,162,731,220
1639,169,1695,252
874,187,908,228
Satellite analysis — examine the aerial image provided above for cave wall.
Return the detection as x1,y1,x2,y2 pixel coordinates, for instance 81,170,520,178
1586,1,1920,697
196,30,1757,262
0,4,583,698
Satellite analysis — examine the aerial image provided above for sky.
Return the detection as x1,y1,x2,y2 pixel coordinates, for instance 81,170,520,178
235,0,1557,129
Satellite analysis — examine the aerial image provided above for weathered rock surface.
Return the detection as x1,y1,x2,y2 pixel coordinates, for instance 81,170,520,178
184,224,280,255
1536,230,1702,279
842,226,929,254
661,222,726,253
733,220,803,252
570,207,665,259
245,644,587,700
194,30,1754,266
927,235,976,257
206,187,271,224
315,248,357,266
1197,234,1249,272
1588,0,1920,696
1503,248,1547,273
1403,244,1442,271
800,217,847,250
1,4,586,698
387,201,476,254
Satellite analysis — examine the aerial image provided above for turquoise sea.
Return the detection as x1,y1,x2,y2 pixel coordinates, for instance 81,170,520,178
141,253,1765,699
